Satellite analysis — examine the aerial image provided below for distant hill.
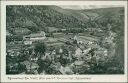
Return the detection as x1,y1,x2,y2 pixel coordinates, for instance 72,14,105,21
6,6,124,33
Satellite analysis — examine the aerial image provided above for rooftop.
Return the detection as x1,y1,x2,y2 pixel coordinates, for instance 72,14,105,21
28,31,45,38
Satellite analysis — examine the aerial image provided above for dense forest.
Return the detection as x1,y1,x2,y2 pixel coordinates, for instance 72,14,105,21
6,6,124,32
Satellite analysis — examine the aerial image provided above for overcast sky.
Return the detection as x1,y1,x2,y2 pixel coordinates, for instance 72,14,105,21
58,5,123,10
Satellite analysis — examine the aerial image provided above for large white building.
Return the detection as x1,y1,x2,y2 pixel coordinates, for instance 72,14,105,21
29,31,46,41
23,31,46,45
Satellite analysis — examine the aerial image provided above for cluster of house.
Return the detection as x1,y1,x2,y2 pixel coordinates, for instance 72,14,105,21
6,49,21,57
6,29,110,74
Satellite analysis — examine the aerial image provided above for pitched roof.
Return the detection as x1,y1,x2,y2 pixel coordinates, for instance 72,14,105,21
29,31,45,38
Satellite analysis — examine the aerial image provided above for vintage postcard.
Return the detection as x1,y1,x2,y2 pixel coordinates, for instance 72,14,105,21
0,1,127,82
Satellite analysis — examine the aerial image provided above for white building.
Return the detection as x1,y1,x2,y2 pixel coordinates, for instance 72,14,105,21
24,40,32,45
74,48,83,58
23,31,46,45
29,31,46,41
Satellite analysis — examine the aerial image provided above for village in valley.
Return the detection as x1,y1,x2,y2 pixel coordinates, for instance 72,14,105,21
6,6,124,75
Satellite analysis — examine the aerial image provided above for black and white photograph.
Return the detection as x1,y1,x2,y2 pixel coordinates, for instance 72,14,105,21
0,1,128,82
6,5,125,75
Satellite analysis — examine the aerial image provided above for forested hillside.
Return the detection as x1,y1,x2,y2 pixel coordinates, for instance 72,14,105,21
6,6,124,33
6,6,86,32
